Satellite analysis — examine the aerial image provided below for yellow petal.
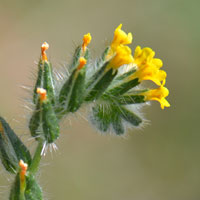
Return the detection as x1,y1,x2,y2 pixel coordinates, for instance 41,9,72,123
141,86,170,109
111,24,133,49
108,45,134,69
152,58,163,69
134,46,161,68
131,63,167,86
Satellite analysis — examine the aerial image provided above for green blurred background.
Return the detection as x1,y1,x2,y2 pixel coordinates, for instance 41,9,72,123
0,0,199,199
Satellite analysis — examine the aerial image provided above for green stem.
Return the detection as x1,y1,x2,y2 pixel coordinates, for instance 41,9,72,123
29,140,44,175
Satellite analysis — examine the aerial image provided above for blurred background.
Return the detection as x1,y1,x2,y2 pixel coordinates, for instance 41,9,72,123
0,0,199,199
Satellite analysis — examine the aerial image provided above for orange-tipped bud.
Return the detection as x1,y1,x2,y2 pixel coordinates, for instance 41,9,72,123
82,33,92,52
78,57,87,70
19,160,28,183
41,42,49,61
37,88,47,101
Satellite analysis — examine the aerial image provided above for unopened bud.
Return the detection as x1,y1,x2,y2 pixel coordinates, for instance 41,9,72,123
82,33,92,52
41,42,49,61
19,160,28,177
37,88,47,101
77,57,87,70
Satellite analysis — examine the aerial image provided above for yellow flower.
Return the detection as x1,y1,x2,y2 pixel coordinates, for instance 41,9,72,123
133,46,163,69
107,24,133,60
141,86,170,109
131,64,166,86
111,24,133,50
107,45,134,69
131,46,166,85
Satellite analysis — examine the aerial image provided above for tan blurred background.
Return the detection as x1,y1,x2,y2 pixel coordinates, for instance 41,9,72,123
0,0,200,199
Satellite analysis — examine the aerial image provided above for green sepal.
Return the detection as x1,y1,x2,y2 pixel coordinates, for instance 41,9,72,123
42,99,59,143
90,102,142,135
120,106,142,126
57,69,77,116
116,95,145,104
111,111,124,135
115,69,136,81
85,61,108,91
69,46,89,71
84,48,89,61
67,67,86,112
96,47,110,68
58,49,89,114
103,93,145,105
85,67,118,101
9,174,43,200
9,173,22,200
91,103,111,132
33,60,43,104
43,61,55,105
106,78,139,96
91,103,125,135
0,117,32,173
29,101,41,141
69,46,82,72
67,47,89,112
24,175,43,200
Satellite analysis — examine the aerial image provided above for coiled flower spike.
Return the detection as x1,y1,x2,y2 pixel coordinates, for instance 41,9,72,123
0,23,170,200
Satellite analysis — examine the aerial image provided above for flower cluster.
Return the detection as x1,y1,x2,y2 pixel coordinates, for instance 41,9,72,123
106,24,170,109
0,24,170,200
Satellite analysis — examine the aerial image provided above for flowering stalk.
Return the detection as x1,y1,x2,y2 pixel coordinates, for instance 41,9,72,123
0,24,170,199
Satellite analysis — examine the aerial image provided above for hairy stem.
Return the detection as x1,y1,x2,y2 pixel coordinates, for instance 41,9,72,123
29,140,44,175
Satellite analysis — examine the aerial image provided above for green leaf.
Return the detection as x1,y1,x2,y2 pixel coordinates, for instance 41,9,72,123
0,117,32,173
0,133,18,173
